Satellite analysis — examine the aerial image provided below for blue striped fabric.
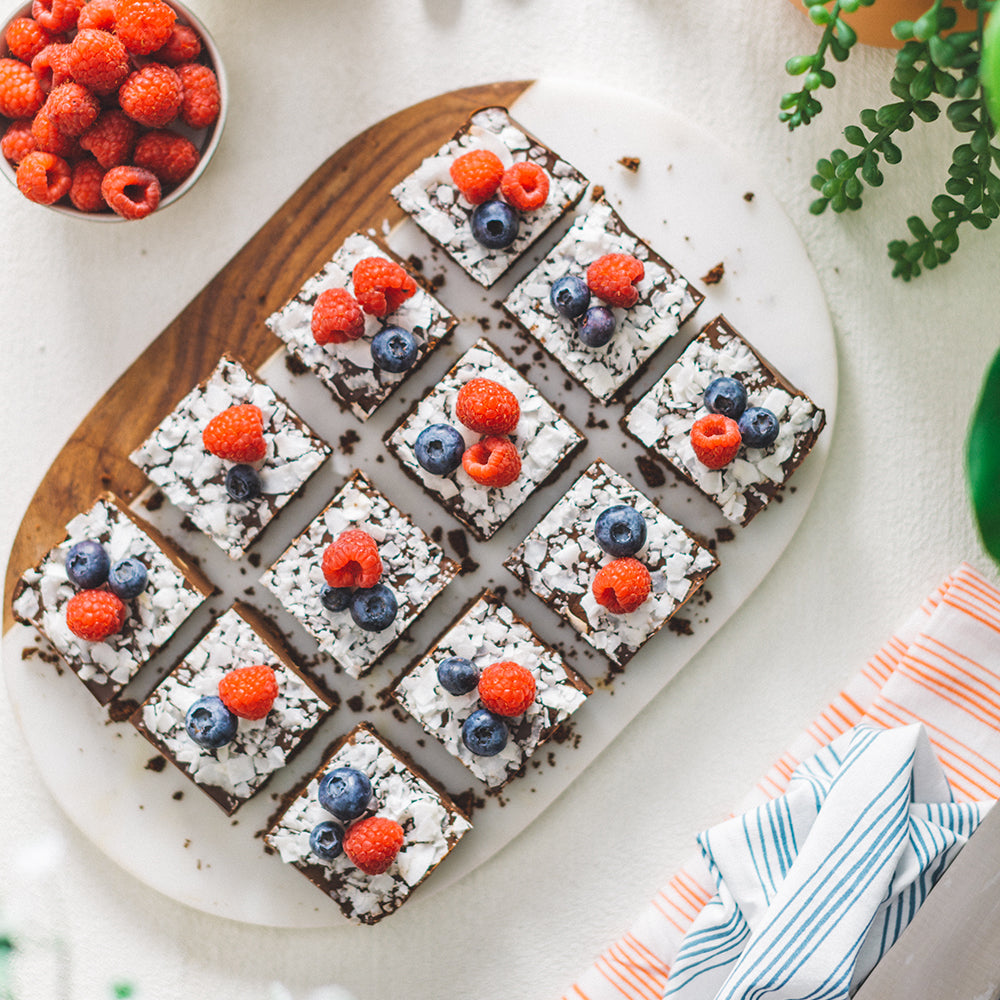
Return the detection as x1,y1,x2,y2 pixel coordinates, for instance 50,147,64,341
662,724,991,1000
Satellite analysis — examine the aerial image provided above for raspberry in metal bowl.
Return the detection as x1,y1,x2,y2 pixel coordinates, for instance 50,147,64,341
0,0,227,219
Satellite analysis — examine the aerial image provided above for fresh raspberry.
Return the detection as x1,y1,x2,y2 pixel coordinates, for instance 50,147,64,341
592,557,652,615
477,661,536,716
68,157,105,211
16,150,71,204
586,252,645,308
5,17,55,63
351,257,417,317
79,108,137,167
201,403,266,462
114,0,176,54
1,119,37,165
155,24,200,65
343,816,404,875
67,28,129,94
100,163,160,218
30,43,72,91
462,435,521,488
0,58,45,118
449,148,503,204
310,287,365,345
455,377,520,435
118,63,182,128
65,588,126,641
175,61,219,129
690,413,742,469
133,128,199,185
500,161,550,212
30,110,78,157
321,529,382,589
217,664,278,721
42,81,99,137
31,0,85,33
76,0,115,31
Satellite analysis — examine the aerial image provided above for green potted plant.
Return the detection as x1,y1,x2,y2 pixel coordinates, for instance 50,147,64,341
781,0,1000,280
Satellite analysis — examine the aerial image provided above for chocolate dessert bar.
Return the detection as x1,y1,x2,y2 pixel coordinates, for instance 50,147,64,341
129,354,331,559
131,602,334,815
265,232,457,420
503,459,718,667
502,199,704,402
263,722,472,924
384,338,586,541
622,315,827,525
260,470,460,678
11,493,212,705
390,106,589,287
390,590,592,789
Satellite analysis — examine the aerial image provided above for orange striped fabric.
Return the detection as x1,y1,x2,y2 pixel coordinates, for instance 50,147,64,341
562,563,1000,1000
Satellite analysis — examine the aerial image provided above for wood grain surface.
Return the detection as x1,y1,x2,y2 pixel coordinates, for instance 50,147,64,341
4,80,532,631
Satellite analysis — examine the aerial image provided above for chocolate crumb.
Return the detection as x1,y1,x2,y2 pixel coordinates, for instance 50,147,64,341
743,191,755,202
446,529,469,560
107,698,138,723
407,254,424,271
144,490,164,512
247,552,262,568
635,454,666,488
618,156,641,172
701,262,725,285
590,184,605,202
347,694,365,713
173,790,184,800
667,617,693,636
339,429,361,454
585,412,609,430
284,353,309,377
431,525,443,544
715,527,735,544
145,755,166,772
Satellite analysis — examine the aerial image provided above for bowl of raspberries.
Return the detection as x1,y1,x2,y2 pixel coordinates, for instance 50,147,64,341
0,0,226,219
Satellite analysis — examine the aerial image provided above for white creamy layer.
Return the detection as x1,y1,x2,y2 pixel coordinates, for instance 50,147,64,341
386,338,584,540
129,356,330,559
624,325,826,524
137,607,330,809
393,595,589,788
503,200,700,401
264,726,472,924
504,460,718,665
390,106,588,287
260,472,457,678
12,498,207,696
264,232,455,419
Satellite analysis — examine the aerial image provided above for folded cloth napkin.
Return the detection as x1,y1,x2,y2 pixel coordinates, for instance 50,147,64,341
563,563,1000,1000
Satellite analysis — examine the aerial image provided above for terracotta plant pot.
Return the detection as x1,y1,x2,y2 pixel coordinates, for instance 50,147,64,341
785,0,977,48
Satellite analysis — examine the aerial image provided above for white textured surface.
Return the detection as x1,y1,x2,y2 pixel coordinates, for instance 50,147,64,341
0,2,998,1000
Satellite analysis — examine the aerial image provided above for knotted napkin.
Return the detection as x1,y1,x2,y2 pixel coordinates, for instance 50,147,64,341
564,563,1000,1000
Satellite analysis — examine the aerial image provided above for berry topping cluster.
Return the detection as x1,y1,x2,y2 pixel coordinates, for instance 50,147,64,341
320,529,398,633
589,504,652,615
201,402,267,503
449,148,550,251
1,0,222,217
414,376,522,489
549,251,645,349
689,375,780,469
309,256,419,373
184,662,279,750
62,536,149,641
432,654,537,759
307,764,405,875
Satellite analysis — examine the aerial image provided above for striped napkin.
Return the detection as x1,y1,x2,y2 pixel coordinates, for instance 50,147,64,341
564,562,1000,1000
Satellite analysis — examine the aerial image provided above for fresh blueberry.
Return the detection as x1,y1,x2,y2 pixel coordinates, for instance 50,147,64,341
107,557,148,599
414,423,465,476
471,199,519,250
318,766,372,821
577,306,616,347
185,696,238,749
309,820,344,861
594,505,648,558
320,584,352,612
371,326,418,373
350,583,398,632
738,406,780,448
65,540,110,589
703,377,748,420
225,463,262,503
461,709,509,757
437,656,480,695
550,275,591,319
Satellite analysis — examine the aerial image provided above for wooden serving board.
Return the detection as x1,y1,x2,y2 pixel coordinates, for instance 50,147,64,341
3,80,531,631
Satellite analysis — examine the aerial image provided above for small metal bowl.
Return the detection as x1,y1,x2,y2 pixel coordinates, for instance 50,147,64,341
0,0,227,219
